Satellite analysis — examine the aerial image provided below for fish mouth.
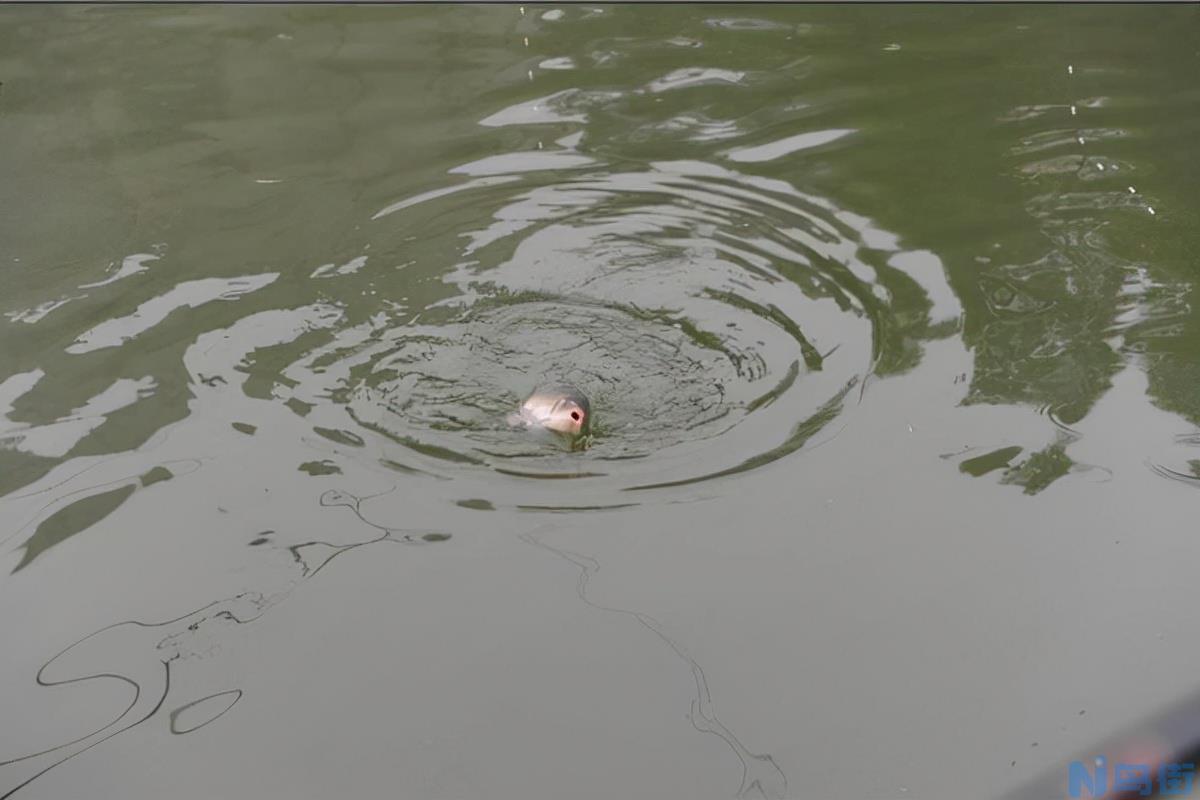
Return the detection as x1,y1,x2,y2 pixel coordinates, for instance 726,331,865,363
542,410,592,444
542,418,587,438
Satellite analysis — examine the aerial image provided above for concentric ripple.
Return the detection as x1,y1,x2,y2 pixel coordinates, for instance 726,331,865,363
272,153,940,498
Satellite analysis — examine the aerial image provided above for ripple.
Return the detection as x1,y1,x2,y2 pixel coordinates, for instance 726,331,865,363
704,17,792,33
0,374,156,458
538,56,576,71
1010,127,1129,156
78,253,158,289
478,89,599,127
450,151,596,177
66,273,279,354
5,296,75,325
632,113,741,144
723,128,855,163
647,67,746,94
249,149,941,501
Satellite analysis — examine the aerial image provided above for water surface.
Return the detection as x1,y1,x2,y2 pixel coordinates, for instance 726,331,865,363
2,5,1200,798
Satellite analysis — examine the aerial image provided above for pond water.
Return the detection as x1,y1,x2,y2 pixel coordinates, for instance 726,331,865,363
2,5,1199,798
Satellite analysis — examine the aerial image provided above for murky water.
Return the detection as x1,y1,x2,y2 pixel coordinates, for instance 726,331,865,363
2,5,1200,798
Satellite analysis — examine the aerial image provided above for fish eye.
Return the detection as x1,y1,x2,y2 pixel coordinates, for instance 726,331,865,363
570,411,581,421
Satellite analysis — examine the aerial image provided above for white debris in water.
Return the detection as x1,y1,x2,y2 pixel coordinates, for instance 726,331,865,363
1128,186,1136,194
523,36,529,47
884,43,901,52
1070,105,1077,116
255,178,283,184
1097,163,1105,171
1068,64,1074,75
528,69,534,81
541,9,564,21
519,6,524,15
1148,206,1156,215
1077,136,1085,145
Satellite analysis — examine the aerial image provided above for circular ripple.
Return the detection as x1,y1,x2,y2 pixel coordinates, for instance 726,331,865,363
352,299,740,460
282,157,922,499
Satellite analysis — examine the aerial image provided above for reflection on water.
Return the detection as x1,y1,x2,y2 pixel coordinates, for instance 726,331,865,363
1,482,443,800
2,4,1200,798
521,528,787,799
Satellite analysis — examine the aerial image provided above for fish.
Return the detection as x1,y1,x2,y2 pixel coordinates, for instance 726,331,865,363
507,384,591,437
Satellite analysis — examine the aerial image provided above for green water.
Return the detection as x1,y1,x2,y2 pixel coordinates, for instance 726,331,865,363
1,5,1199,799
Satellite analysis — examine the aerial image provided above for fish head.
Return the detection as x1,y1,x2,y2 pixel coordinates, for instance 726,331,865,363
543,394,589,436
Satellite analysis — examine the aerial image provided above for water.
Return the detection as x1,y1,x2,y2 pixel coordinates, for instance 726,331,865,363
2,5,1199,798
